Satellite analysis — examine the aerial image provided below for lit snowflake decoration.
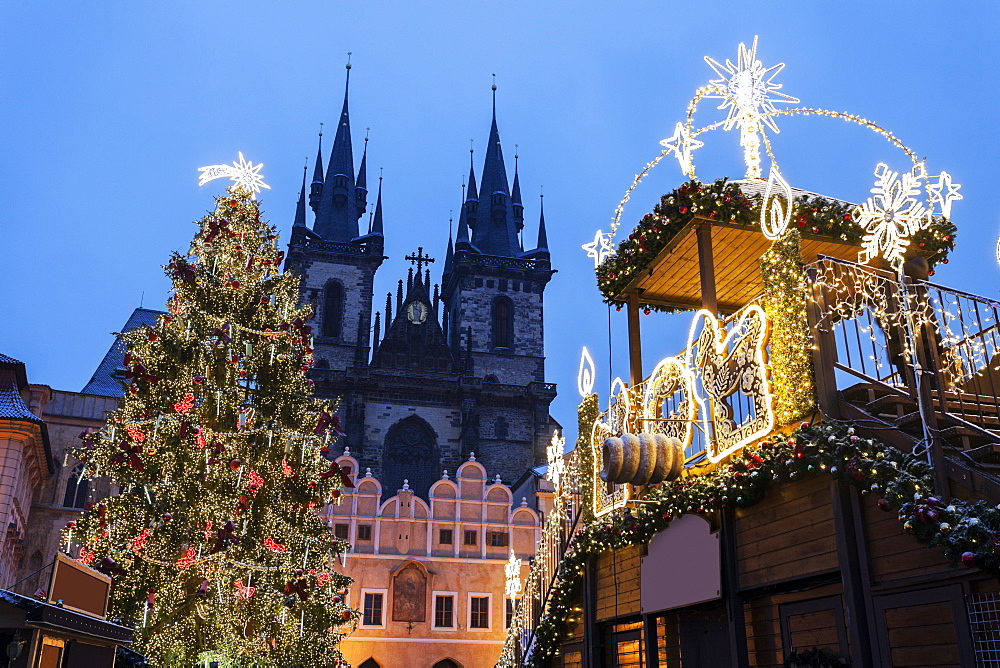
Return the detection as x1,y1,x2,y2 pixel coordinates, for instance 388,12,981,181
660,122,704,177
582,229,615,268
705,36,799,178
855,163,928,270
198,152,272,197
504,549,522,599
546,429,566,489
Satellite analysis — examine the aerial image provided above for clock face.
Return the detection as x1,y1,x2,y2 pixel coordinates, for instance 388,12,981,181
406,301,428,324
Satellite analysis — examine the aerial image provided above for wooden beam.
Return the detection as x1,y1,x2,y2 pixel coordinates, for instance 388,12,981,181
696,221,718,313
830,478,876,666
720,507,749,666
626,292,643,387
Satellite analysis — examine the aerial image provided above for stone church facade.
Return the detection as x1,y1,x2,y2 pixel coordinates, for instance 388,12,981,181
285,66,558,500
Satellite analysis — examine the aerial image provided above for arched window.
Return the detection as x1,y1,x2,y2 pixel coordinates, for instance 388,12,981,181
433,660,460,668
383,416,440,499
359,660,381,668
491,296,513,350
322,280,344,339
63,463,89,508
494,416,508,440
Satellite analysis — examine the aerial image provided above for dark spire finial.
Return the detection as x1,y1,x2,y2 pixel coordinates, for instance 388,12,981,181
346,52,352,70
491,74,497,120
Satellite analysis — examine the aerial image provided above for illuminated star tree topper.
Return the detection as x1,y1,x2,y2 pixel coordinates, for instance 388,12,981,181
198,152,272,197
704,36,799,178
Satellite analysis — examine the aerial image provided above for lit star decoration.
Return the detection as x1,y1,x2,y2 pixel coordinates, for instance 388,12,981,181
704,36,799,178
546,430,566,490
582,230,615,268
659,122,704,178
855,163,928,270
926,170,962,219
504,549,522,599
198,152,272,197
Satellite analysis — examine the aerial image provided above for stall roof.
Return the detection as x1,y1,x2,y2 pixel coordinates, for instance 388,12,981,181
0,590,133,645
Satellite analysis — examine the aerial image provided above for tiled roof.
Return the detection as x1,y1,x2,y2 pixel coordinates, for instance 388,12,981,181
81,308,163,397
0,355,41,422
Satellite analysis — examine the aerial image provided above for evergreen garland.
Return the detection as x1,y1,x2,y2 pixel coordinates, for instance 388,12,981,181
524,420,995,667
595,179,957,312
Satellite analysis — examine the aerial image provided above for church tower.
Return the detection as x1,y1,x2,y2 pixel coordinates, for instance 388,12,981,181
285,61,385,371
441,86,554,386
287,74,556,497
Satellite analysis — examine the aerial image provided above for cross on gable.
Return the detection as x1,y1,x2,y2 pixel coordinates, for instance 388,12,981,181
404,247,436,274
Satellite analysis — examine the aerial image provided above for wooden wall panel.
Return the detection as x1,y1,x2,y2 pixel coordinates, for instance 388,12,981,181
656,614,681,667
883,600,960,667
735,474,838,589
743,584,843,668
861,494,955,583
596,545,642,621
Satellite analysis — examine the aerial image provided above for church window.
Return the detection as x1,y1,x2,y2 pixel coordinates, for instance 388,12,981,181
334,523,349,540
476,278,483,287
513,281,520,292
322,280,344,338
464,530,478,546
492,296,514,349
439,529,453,545
357,524,372,541
382,417,440,499
499,278,507,291
494,416,508,439
487,279,495,288
488,531,508,547
63,463,89,509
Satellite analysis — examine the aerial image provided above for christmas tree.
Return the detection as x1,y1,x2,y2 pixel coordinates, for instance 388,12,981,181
68,186,359,667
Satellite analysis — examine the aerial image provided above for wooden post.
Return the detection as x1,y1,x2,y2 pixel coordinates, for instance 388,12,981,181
583,556,601,667
626,291,643,387
830,478,875,666
643,613,659,668
805,266,840,419
721,507,749,667
696,221,718,314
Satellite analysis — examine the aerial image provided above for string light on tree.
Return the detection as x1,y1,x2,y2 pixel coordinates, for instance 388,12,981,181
66,184,358,666
198,152,272,197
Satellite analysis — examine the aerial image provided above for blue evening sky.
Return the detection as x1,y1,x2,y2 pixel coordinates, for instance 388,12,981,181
2,2,999,447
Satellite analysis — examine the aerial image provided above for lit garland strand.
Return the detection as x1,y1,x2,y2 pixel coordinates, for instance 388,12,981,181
522,418,1000,667
759,230,817,423
66,187,359,667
